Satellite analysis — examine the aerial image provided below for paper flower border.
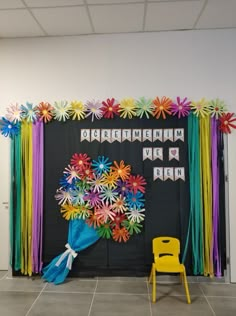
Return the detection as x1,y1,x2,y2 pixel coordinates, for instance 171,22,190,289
55,154,147,243
1,97,235,137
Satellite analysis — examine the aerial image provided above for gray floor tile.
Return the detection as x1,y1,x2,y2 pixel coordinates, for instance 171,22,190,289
148,282,202,297
90,293,150,316
0,291,38,316
96,280,148,294
150,295,214,316
208,297,236,316
199,283,236,297
0,277,46,292
0,270,8,279
28,292,93,316
45,278,97,293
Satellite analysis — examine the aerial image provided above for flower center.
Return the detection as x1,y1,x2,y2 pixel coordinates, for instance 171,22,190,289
8,125,12,129
108,107,113,111
78,160,83,165
99,164,104,169
132,198,136,202
85,169,90,175
215,107,219,111
224,121,228,125
118,169,122,173
159,106,163,110
42,110,48,115
133,182,137,187
122,186,126,191
179,106,183,110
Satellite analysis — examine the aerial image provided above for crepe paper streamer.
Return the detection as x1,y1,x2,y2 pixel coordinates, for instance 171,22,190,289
42,219,100,284
182,114,204,275
211,118,221,277
200,116,214,277
20,121,33,276
32,121,44,273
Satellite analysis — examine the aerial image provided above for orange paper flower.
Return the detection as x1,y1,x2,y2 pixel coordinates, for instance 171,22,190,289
37,102,54,123
112,227,130,242
111,160,131,181
86,212,104,228
152,96,172,119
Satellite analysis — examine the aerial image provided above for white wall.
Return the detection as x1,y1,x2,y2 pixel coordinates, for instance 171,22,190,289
0,29,236,279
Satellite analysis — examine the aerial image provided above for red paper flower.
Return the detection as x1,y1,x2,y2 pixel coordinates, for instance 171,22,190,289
112,213,127,228
79,164,94,180
101,98,120,119
127,175,147,194
219,112,236,134
70,153,91,170
112,227,130,242
86,213,104,228
37,102,54,123
152,96,172,119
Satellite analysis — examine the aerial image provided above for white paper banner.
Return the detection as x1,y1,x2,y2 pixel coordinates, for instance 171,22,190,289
153,167,164,181
80,129,90,142
91,129,100,142
163,129,174,142
175,167,185,181
111,129,122,143
153,129,163,142
143,129,152,142
143,147,153,161
164,167,174,181
101,129,111,143
174,128,184,142
122,129,132,142
132,129,142,142
169,147,179,161
153,147,163,161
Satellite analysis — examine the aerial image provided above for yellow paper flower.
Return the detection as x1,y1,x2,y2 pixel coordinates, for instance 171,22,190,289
101,172,119,189
60,203,80,220
119,98,137,119
190,98,210,117
70,100,86,120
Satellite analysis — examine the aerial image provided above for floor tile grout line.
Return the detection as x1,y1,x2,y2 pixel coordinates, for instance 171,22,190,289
87,279,98,316
25,283,47,316
146,280,153,316
199,285,216,316
0,271,9,280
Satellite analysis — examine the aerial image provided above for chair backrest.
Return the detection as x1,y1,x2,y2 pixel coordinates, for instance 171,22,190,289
152,237,180,259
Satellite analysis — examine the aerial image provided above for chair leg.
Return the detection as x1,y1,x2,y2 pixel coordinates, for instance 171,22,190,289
149,265,153,284
152,264,156,303
182,269,191,304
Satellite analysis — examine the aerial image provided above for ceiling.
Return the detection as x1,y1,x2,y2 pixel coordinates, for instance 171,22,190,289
0,0,235,38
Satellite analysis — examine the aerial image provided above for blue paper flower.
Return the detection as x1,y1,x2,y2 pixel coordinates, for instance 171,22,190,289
126,191,145,209
92,156,112,175
0,117,20,138
59,173,77,191
21,102,38,123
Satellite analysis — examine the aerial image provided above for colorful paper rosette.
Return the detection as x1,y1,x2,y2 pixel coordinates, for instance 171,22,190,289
55,154,147,243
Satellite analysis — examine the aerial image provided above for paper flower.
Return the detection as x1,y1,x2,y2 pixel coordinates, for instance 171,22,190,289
112,213,127,228
84,191,102,207
119,98,137,119
52,101,71,122
152,96,172,119
190,98,210,117
126,191,145,209
59,174,77,191
55,189,73,205
63,165,80,184
70,153,91,170
122,220,143,235
86,213,104,228
208,98,227,119
21,102,39,123
99,187,118,203
5,103,22,123
37,102,54,123
112,195,127,214
127,175,147,194
171,97,191,118
101,98,120,119
111,160,131,181
60,204,80,220
135,97,154,119
126,207,145,223
115,180,129,196
97,223,112,239
0,117,20,138
76,204,92,220
71,188,86,205
219,113,236,134
70,101,86,120
95,201,116,222
92,156,112,175
101,172,119,189
87,174,104,193
112,227,130,242
79,164,94,180
85,100,103,122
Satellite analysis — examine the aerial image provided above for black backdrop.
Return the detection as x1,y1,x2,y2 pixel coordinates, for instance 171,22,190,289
43,116,192,276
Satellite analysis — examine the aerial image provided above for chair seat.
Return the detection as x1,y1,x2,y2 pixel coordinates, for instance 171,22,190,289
155,256,185,273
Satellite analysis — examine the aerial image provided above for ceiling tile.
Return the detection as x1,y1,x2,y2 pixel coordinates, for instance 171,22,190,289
0,9,44,37
24,0,84,7
196,0,236,29
145,1,203,31
89,3,144,33
0,0,25,9
31,7,92,35
87,0,143,4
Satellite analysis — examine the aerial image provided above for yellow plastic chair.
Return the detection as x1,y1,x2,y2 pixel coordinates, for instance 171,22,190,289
149,236,191,304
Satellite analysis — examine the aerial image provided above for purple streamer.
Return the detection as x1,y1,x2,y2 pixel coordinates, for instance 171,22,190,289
211,118,221,277
32,121,44,273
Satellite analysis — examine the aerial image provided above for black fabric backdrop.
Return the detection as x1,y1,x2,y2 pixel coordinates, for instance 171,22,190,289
43,116,194,277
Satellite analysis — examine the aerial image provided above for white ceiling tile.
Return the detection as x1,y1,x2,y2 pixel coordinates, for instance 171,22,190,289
90,3,144,33
87,0,143,4
31,7,92,35
0,9,44,37
24,0,84,7
196,0,236,29
145,1,203,31
0,0,25,9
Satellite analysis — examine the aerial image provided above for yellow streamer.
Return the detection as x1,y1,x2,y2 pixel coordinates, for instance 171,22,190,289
21,121,33,276
199,116,213,276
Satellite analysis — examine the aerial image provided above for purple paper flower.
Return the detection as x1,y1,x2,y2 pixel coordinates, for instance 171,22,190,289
85,100,103,122
171,97,191,118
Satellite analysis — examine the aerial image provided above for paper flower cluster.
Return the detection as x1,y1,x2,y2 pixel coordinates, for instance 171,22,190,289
55,154,147,243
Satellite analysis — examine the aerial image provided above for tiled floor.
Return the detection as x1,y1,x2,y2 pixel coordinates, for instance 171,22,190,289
0,270,236,316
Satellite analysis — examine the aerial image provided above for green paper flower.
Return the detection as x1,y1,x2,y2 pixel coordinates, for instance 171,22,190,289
208,98,227,119
135,97,154,119
97,223,112,239
122,220,143,235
